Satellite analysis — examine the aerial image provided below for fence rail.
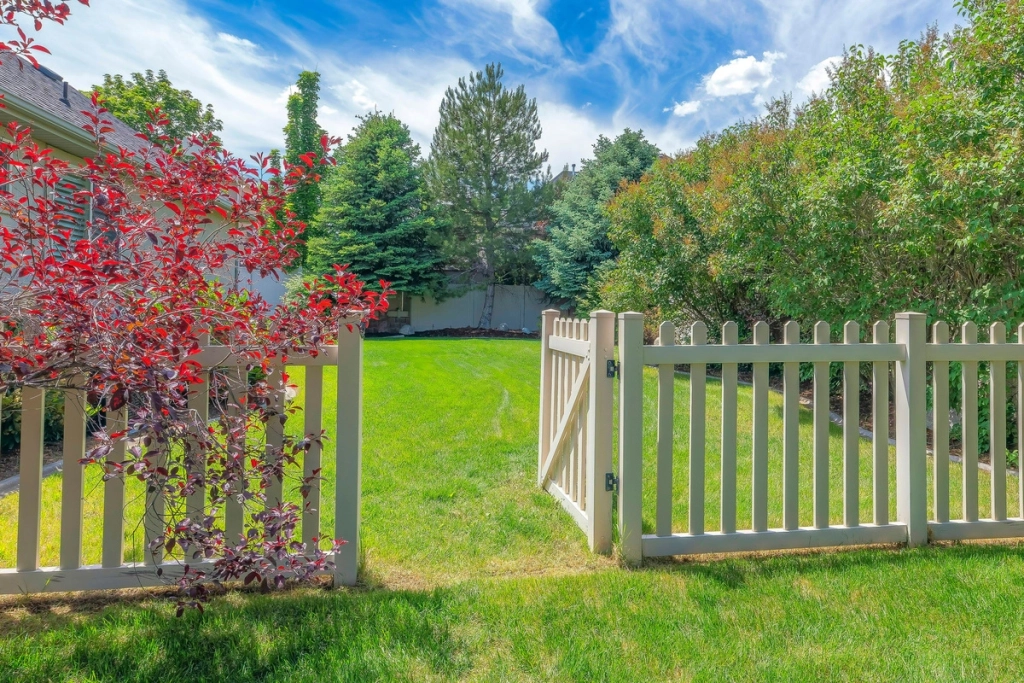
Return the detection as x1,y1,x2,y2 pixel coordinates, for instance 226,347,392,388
0,325,363,594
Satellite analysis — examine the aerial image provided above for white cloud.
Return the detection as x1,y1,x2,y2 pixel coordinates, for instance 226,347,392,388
796,55,841,96
26,0,292,156
535,99,608,171
437,0,561,60
705,51,785,97
667,100,701,117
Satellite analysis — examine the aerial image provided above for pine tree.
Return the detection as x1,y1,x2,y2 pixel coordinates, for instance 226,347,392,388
534,129,660,309
283,71,327,259
306,112,444,295
425,63,548,328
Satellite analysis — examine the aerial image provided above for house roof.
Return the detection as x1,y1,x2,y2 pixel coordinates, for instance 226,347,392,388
0,56,149,157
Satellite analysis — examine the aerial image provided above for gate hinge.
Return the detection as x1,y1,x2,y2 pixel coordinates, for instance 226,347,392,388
606,360,620,378
605,472,619,492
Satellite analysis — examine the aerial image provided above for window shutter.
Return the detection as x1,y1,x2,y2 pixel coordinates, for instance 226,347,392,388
53,175,90,244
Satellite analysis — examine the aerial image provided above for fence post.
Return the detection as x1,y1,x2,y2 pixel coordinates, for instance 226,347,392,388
335,319,363,586
538,309,558,487
618,312,645,565
587,310,615,553
895,312,927,547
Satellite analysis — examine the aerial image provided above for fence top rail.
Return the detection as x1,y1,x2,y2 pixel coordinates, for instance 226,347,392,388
194,345,340,368
642,342,905,365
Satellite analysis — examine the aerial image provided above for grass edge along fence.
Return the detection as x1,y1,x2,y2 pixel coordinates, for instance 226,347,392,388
541,310,1024,564
0,324,363,595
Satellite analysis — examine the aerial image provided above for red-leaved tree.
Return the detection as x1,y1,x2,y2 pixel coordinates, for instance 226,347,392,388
0,3,390,611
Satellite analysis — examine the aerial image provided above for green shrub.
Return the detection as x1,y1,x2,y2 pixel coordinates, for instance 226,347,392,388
0,389,65,454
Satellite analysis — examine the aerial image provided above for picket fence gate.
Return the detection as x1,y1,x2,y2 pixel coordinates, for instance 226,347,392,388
0,324,363,594
540,311,1024,563
537,310,615,553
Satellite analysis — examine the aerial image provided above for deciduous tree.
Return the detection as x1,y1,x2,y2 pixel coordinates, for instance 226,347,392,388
93,69,223,147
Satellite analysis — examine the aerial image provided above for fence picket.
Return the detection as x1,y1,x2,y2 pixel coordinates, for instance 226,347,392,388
990,323,1007,521
16,388,45,572
225,366,246,544
186,368,209,521
689,322,707,536
962,322,979,522
60,387,87,570
721,322,739,534
932,322,950,523
752,322,769,532
783,321,800,531
266,362,286,509
656,321,675,537
843,322,860,527
102,405,126,569
144,443,166,566
873,321,890,526
303,366,324,551
813,322,831,529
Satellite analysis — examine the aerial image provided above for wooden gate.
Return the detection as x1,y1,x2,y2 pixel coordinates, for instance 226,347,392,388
537,310,614,553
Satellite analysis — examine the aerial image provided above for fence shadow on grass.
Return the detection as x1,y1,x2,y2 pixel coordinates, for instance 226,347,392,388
640,540,1024,591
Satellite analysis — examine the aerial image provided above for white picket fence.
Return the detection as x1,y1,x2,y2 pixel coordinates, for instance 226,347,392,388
537,310,615,553
614,311,1024,563
0,325,363,594
541,310,1024,563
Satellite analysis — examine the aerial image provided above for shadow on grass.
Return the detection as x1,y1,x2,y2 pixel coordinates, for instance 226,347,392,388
640,539,1024,589
0,584,472,682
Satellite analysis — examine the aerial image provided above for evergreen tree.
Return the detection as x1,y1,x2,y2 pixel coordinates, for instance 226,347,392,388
534,129,660,309
93,70,222,148
306,112,444,295
425,63,548,328
283,70,327,258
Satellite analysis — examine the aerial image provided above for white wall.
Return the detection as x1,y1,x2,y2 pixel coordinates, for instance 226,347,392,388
412,285,550,332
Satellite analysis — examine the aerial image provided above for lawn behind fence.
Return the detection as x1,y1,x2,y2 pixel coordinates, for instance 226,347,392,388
1,338,1023,681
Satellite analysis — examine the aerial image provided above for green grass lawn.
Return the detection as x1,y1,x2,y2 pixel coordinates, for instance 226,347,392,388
1,338,1023,682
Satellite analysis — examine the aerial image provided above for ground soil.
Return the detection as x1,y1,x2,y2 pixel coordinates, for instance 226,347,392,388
0,443,62,482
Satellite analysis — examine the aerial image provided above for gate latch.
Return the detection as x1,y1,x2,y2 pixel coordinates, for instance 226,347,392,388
606,360,620,378
605,472,619,492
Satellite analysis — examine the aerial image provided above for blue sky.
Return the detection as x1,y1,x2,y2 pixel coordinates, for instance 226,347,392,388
32,0,960,169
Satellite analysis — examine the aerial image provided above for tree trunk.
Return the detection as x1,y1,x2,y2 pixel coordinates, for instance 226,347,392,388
478,280,496,329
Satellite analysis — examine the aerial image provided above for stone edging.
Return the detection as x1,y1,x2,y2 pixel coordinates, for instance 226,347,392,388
0,460,63,499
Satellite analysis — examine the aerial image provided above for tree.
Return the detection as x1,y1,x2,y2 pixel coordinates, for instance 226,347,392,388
533,129,660,310
425,63,548,328
284,70,327,260
0,4,391,611
307,112,444,295
93,70,223,147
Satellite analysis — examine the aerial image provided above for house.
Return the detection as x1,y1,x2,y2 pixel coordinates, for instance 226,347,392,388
0,56,286,303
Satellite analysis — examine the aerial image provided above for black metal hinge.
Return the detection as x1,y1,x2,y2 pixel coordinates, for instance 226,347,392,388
606,360,620,378
605,472,619,492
